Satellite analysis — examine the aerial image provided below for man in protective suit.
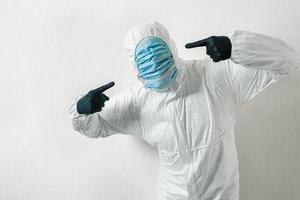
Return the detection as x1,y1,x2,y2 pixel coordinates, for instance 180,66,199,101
69,21,300,200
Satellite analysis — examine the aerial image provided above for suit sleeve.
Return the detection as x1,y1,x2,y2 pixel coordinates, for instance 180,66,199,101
68,87,143,139
225,30,300,109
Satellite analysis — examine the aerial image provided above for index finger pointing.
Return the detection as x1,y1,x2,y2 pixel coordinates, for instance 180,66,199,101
185,38,208,49
94,81,115,93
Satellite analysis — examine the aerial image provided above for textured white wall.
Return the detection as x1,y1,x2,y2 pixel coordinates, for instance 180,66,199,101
1,0,299,199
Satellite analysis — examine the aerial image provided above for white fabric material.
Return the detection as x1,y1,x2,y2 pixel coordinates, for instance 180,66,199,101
69,22,300,200
124,21,180,74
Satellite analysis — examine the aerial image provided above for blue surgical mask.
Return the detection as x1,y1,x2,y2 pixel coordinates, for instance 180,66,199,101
134,37,177,90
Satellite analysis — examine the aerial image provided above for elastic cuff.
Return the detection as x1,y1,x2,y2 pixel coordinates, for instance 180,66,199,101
68,95,88,119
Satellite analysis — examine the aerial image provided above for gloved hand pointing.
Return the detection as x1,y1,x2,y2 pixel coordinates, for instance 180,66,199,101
185,36,232,62
77,82,115,115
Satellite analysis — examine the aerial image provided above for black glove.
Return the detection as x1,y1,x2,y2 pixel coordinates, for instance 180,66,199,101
77,82,115,115
185,36,232,62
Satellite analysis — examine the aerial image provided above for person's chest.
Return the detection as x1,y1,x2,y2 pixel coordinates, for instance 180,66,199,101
139,75,233,153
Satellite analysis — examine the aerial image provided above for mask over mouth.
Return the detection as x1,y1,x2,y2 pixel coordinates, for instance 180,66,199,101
134,36,178,91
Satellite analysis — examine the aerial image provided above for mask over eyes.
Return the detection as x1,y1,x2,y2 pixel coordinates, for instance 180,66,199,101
134,36,178,91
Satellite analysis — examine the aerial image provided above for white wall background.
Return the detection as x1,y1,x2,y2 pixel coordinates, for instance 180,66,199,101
1,0,300,199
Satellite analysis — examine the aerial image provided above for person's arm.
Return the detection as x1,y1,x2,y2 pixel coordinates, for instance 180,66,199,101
69,87,143,139
186,30,299,115
226,30,300,109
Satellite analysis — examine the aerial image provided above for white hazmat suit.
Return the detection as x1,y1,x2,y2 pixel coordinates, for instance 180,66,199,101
69,21,300,200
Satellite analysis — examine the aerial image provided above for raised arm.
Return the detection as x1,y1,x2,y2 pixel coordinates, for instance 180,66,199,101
230,30,299,75
69,85,143,139
186,30,300,113
226,30,300,107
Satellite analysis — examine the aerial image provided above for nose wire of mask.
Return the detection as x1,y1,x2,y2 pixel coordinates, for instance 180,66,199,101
134,36,178,90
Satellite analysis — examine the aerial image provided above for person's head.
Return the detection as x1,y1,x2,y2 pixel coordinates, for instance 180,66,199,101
124,21,182,92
